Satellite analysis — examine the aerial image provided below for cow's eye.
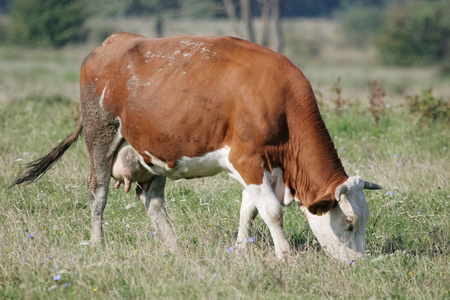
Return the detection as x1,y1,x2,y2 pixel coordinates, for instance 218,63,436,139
345,216,356,232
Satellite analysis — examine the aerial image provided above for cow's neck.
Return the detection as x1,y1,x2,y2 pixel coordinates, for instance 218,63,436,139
282,86,348,210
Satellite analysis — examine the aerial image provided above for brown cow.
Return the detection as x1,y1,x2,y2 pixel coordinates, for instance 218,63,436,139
12,32,381,261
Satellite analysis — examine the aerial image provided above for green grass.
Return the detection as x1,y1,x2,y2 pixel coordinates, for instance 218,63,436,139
1,95,448,299
0,18,449,299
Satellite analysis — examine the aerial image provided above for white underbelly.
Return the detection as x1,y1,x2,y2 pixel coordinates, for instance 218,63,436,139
144,147,231,180
112,139,232,183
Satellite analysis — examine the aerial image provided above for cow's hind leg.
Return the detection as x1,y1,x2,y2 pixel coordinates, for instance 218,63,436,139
81,82,121,244
236,189,258,253
136,176,178,251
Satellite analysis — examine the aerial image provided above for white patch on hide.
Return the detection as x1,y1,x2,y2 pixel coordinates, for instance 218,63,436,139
99,82,109,110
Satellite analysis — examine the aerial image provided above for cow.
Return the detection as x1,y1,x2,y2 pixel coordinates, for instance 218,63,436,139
12,32,381,261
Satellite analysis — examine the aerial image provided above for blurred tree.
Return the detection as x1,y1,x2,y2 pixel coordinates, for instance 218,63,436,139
269,0,283,52
260,0,270,46
223,0,240,34
375,0,450,66
179,0,225,19
10,0,89,47
0,0,11,13
240,0,254,41
222,0,283,52
259,0,283,52
124,0,179,37
339,0,384,8
282,0,340,17
337,4,384,47
86,0,128,17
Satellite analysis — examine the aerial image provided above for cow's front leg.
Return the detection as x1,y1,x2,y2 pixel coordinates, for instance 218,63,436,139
245,181,290,260
236,189,258,253
137,176,178,251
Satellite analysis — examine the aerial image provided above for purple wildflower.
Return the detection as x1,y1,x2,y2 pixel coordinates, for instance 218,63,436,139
28,233,34,239
348,261,355,266
46,255,51,261
62,283,69,288
386,191,392,196
228,247,234,252
247,237,255,242
53,274,61,281
150,232,155,237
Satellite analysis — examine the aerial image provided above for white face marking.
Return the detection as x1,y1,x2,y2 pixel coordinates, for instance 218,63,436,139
300,176,369,261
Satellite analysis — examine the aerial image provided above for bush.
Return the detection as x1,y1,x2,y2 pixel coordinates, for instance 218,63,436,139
375,0,450,66
407,89,449,123
10,0,89,47
337,5,384,47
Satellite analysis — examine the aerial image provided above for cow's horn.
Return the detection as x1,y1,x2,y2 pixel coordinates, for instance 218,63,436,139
364,181,382,190
335,184,348,202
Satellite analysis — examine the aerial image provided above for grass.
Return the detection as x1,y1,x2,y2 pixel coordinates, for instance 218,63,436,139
1,96,448,300
0,18,449,299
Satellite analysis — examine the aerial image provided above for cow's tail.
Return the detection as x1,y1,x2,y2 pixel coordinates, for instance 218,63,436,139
11,118,83,187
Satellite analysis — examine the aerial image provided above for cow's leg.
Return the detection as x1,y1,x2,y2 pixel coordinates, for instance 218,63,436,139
88,168,111,243
86,138,119,244
227,154,290,259
81,82,121,244
236,189,258,252
136,176,178,251
244,178,290,259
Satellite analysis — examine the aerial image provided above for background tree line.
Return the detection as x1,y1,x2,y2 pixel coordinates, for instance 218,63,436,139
0,0,449,67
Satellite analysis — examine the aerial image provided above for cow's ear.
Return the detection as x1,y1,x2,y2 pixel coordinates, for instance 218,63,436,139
307,196,336,215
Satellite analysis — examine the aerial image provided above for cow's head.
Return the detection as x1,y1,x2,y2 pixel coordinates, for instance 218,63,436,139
300,176,381,261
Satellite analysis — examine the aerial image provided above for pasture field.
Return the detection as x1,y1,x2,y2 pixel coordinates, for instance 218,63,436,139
0,18,449,299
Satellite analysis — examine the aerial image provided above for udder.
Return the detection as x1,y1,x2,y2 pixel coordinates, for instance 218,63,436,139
111,140,152,192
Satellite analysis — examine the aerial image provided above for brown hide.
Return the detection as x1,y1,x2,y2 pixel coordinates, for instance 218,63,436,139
80,32,348,214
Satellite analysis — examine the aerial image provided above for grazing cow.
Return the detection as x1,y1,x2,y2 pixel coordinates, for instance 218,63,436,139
12,32,381,261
